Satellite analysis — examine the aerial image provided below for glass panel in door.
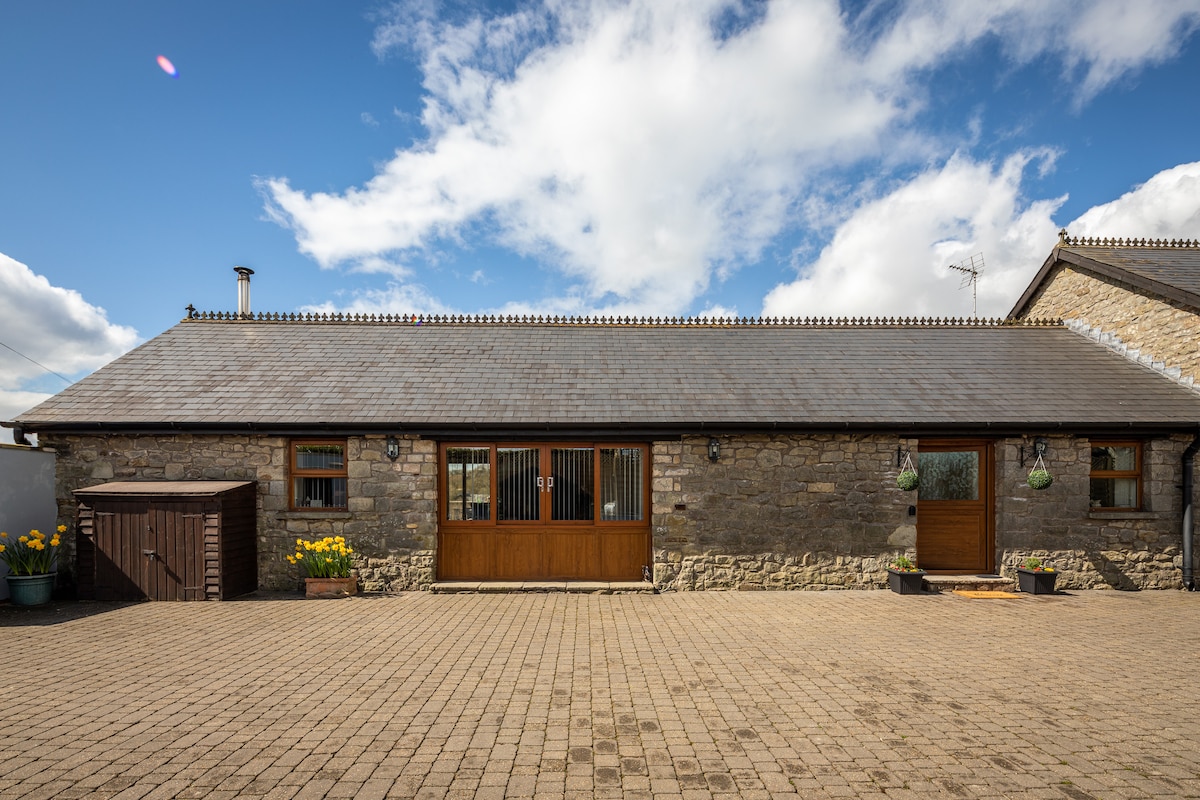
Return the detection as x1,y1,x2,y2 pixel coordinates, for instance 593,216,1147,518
498,447,541,520
551,447,594,521
446,447,491,520
600,448,644,520
917,451,980,500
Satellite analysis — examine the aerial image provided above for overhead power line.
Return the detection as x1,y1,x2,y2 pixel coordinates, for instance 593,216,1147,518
0,340,72,385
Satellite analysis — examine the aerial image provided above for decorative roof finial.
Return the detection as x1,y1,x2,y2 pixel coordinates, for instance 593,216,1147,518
1058,228,1068,244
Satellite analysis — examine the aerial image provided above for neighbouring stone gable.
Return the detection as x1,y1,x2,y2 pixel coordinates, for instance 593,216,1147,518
41,433,437,592
1021,265,1200,386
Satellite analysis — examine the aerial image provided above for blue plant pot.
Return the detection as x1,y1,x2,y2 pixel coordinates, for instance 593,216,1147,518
6,573,55,606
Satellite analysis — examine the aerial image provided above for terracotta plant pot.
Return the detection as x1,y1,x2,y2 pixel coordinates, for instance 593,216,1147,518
305,576,357,599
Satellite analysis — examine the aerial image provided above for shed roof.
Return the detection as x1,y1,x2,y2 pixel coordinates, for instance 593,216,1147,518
74,481,255,497
11,314,1200,435
1010,235,1200,317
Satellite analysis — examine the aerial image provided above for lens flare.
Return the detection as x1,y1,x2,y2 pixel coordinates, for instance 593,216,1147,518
156,55,178,78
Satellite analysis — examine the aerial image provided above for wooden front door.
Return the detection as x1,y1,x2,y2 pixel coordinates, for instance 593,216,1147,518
916,440,994,573
438,443,650,581
92,500,207,600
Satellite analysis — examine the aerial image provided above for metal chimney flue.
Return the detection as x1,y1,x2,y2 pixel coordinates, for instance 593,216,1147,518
234,266,254,317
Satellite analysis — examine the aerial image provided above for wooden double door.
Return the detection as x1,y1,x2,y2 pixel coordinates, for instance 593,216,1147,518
438,443,650,581
89,500,208,601
916,440,995,574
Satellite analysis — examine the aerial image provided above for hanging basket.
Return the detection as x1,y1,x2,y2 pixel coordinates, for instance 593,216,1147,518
1027,453,1053,490
896,452,918,491
1027,469,1053,490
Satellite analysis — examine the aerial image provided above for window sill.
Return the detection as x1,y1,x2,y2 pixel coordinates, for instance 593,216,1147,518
1088,511,1162,520
276,510,352,520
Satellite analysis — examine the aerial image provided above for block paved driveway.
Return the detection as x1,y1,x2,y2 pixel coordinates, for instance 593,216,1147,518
2,590,1198,800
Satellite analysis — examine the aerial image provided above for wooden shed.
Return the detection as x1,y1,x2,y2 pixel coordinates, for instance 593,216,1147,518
74,481,257,601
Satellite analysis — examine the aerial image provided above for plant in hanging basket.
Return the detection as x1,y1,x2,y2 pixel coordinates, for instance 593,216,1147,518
896,470,919,491
1027,469,1053,490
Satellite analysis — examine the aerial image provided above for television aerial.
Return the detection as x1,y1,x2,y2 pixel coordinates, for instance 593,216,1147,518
948,253,984,317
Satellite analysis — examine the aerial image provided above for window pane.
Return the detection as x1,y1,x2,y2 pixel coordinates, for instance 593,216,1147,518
296,444,344,471
601,448,643,520
447,448,491,520
1092,446,1136,471
1091,478,1138,508
917,451,979,501
552,448,594,521
498,448,541,520
293,477,347,508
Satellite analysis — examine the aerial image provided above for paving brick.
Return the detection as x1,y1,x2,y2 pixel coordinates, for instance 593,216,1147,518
2,592,1199,799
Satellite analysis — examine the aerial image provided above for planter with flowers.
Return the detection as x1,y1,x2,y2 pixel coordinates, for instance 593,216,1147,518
1,525,65,606
1016,557,1057,594
887,555,926,594
287,536,357,598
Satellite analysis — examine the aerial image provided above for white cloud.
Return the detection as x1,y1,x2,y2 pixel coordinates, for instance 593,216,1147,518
1067,161,1200,238
298,281,455,317
0,252,140,440
265,0,1200,316
761,152,1065,319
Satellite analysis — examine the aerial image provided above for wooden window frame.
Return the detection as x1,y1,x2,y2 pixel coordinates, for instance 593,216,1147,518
1089,440,1142,511
439,442,649,528
289,439,348,511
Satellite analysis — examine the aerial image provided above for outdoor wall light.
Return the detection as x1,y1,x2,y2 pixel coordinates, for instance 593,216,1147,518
708,438,721,462
1020,437,1049,467
386,436,400,461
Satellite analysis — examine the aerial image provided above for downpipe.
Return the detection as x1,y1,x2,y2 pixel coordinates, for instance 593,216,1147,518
1183,430,1199,591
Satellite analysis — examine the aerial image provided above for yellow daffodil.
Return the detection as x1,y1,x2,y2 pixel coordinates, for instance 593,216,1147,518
57,524,67,534
285,535,355,579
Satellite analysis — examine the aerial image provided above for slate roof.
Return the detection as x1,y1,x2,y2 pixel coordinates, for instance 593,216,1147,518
11,315,1200,435
1010,235,1200,317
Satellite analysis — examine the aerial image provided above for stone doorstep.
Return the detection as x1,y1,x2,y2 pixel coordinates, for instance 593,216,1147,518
922,574,1016,593
430,581,656,594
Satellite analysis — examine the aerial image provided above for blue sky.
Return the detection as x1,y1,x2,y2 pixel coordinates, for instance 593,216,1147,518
3,0,1200,440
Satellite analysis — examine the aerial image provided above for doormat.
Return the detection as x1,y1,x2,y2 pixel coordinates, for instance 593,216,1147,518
952,590,1021,599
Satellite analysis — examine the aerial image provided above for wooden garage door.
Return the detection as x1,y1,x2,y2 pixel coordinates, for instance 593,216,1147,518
438,443,650,581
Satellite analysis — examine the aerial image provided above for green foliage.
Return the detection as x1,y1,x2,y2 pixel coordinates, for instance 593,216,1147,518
1027,469,1053,490
0,526,64,576
896,470,919,491
286,536,355,578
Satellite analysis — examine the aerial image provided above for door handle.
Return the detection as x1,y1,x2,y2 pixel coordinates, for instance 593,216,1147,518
546,477,554,490
536,477,544,491
143,549,157,560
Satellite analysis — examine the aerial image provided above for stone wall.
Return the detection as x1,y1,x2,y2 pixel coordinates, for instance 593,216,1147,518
1021,264,1200,386
651,434,919,590
994,435,1196,589
651,434,1198,591
40,433,437,592
39,430,1200,593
